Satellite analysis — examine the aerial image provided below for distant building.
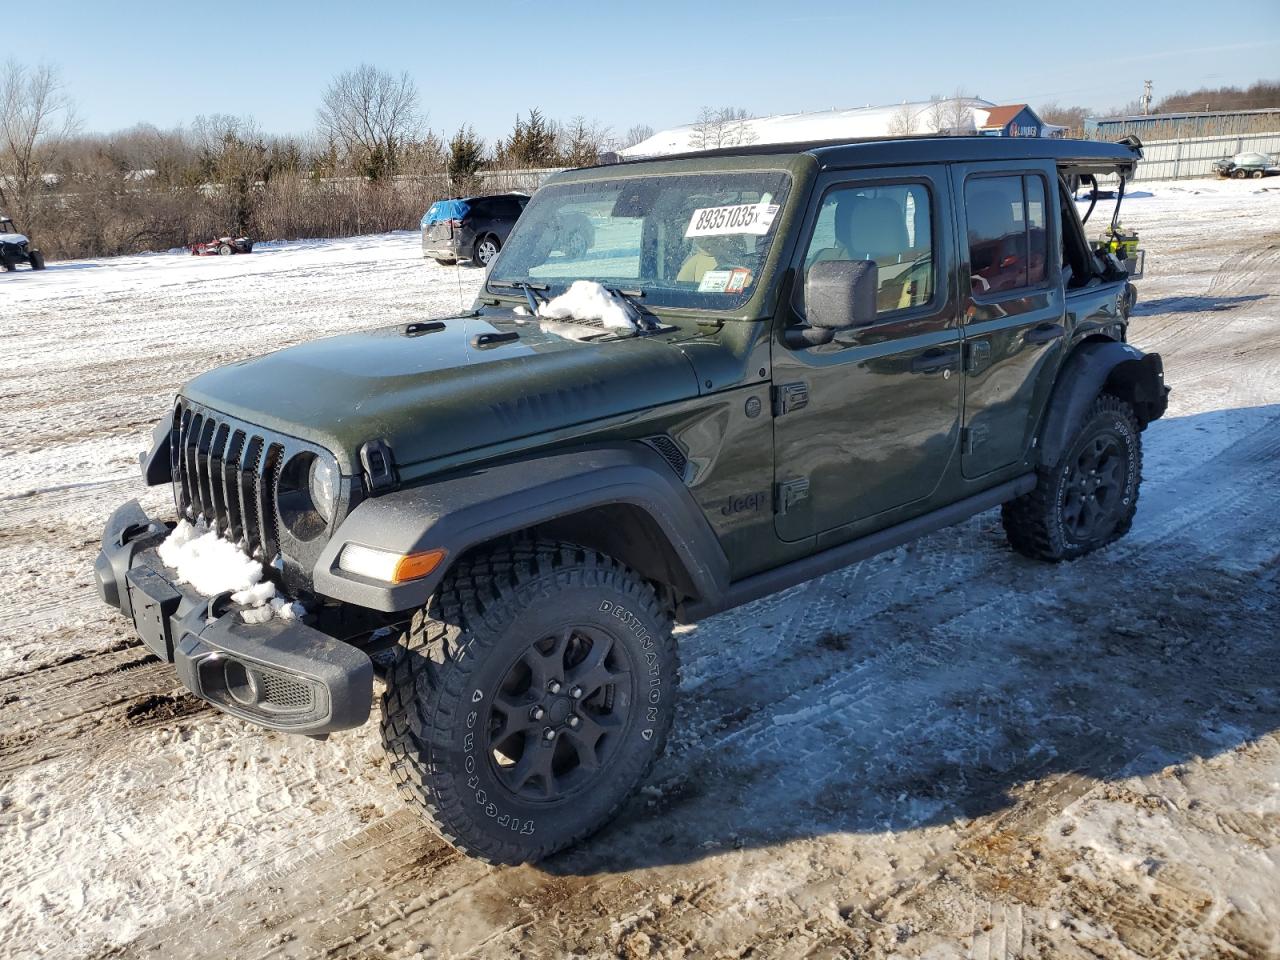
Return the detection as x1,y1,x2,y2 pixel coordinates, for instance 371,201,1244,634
1085,108,1280,141
622,99,1065,158
976,104,1060,138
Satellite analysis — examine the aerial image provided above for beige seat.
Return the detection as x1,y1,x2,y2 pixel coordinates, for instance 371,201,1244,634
808,194,930,312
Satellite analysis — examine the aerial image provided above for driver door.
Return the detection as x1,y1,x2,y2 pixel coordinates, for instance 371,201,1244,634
771,166,962,543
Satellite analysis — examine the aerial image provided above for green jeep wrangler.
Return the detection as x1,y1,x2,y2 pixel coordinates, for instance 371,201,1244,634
96,135,1168,864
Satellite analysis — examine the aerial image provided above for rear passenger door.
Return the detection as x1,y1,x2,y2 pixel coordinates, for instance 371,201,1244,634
952,162,1065,478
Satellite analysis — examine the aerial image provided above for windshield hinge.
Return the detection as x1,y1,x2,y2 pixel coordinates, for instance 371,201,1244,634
359,439,399,494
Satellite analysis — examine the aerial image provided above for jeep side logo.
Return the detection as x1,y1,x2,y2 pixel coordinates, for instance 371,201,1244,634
720,491,768,517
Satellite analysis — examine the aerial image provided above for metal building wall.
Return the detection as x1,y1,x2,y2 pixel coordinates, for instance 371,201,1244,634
1129,133,1280,181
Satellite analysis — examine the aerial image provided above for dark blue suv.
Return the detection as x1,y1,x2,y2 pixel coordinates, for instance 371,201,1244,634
421,193,529,267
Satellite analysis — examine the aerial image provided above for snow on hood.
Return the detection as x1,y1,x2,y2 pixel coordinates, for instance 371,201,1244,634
536,280,637,330
0,233,28,245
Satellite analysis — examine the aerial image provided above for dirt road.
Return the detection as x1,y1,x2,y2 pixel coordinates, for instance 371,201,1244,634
2,184,1278,959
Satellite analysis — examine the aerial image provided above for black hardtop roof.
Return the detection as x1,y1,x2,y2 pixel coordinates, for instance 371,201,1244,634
616,135,1142,172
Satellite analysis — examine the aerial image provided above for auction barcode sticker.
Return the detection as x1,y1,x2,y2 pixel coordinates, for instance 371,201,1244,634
685,202,780,237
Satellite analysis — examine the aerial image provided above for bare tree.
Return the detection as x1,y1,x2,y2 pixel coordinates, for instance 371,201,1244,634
0,60,76,229
193,114,267,233
316,64,422,179
1038,101,1091,136
925,95,947,135
887,102,918,136
942,89,976,135
688,107,756,150
559,116,610,167
622,123,654,149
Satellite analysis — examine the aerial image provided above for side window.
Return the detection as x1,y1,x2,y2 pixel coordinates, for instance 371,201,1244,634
799,182,934,316
965,174,1049,296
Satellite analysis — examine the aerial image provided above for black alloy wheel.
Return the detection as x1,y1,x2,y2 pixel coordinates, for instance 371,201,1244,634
1060,432,1129,544
487,625,633,803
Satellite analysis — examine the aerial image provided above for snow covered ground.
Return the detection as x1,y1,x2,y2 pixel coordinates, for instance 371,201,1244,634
1,180,1278,959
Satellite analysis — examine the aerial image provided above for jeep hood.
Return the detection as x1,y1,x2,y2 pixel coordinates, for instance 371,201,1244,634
0,232,28,245
181,312,705,474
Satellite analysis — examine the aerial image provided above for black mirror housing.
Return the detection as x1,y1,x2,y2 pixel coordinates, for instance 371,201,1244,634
806,260,878,330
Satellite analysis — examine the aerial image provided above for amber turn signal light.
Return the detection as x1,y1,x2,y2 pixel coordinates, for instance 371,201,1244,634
392,548,447,583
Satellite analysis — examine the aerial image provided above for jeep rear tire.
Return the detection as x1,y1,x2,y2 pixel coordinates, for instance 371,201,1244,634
1001,392,1141,562
380,541,677,864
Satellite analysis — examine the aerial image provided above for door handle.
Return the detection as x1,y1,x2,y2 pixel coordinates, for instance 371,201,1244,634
1024,322,1065,345
910,348,961,374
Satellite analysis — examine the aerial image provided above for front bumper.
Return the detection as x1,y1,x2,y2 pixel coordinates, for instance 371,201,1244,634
95,500,372,735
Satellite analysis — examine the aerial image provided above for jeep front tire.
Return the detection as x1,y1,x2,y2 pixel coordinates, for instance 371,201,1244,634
380,540,677,863
1002,392,1142,562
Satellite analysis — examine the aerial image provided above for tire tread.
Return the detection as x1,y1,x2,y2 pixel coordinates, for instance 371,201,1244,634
1002,392,1142,562
378,539,676,864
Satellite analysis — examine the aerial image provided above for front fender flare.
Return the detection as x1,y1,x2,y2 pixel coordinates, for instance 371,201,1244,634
313,444,730,613
1037,340,1169,467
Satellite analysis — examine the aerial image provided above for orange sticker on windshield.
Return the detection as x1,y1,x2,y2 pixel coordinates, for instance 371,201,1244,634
725,268,752,293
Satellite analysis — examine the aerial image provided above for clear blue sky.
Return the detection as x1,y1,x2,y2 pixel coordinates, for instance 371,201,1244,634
9,0,1280,144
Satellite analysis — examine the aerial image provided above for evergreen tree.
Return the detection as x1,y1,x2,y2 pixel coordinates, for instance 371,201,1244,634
447,125,485,183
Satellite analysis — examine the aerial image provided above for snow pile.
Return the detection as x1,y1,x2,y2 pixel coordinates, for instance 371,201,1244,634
536,280,636,330
156,520,302,623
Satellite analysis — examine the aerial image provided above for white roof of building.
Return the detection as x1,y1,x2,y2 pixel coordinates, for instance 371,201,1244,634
621,98,1002,158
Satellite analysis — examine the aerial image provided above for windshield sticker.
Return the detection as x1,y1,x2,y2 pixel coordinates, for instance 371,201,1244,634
725,267,752,293
685,202,779,238
697,269,733,293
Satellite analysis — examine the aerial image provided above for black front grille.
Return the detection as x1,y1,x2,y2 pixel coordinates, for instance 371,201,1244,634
171,400,286,561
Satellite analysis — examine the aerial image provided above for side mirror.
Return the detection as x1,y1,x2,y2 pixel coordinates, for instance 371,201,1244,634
806,259,878,330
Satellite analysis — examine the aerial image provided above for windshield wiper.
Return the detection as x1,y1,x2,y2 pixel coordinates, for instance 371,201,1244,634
488,280,548,315
603,286,660,332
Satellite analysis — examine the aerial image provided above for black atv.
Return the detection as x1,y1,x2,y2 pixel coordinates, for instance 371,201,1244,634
0,215,47,271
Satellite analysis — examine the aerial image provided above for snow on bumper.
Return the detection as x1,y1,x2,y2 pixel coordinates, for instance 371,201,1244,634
94,500,372,735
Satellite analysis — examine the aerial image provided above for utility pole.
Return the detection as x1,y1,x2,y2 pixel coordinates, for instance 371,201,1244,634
1140,80,1153,116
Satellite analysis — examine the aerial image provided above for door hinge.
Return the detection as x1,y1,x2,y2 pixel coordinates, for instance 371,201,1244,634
772,381,809,417
775,477,810,515
966,340,992,375
961,425,988,455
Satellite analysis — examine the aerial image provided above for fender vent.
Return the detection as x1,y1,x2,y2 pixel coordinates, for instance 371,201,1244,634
642,435,690,481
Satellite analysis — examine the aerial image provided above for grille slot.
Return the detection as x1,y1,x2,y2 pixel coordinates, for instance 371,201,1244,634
172,401,293,562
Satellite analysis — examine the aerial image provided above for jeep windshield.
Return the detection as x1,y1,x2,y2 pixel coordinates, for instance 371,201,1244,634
486,170,793,312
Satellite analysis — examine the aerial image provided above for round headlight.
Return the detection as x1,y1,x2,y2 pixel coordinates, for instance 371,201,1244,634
277,451,338,541
308,456,339,523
